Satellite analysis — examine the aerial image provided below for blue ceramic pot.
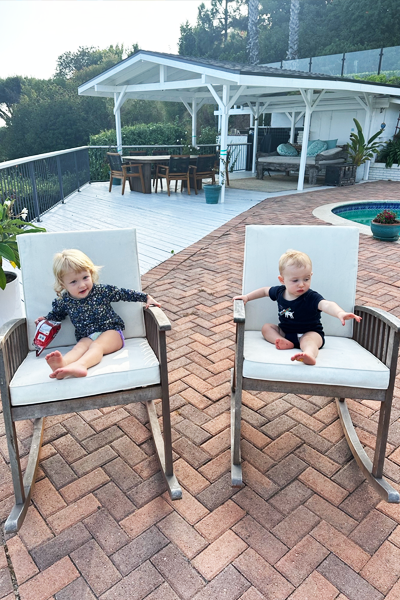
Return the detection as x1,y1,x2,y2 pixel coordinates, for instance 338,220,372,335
204,184,221,204
370,220,400,242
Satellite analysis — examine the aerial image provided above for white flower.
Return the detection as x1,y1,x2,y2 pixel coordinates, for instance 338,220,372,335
3,200,11,208
20,208,28,220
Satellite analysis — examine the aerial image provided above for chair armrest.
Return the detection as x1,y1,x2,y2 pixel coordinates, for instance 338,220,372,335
0,318,28,387
233,299,245,323
189,165,197,173
353,305,400,369
157,165,169,175
145,306,171,331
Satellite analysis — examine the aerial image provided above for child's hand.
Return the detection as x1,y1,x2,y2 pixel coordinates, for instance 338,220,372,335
35,316,46,326
145,295,161,308
338,311,362,326
233,294,249,305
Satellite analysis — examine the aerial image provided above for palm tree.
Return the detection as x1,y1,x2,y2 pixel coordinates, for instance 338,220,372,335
247,0,259,65
286,0,300,60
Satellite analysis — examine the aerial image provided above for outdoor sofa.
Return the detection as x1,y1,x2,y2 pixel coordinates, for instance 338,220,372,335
256,146,348,184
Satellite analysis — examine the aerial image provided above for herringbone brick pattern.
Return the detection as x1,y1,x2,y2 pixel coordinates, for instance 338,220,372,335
2,181,400,599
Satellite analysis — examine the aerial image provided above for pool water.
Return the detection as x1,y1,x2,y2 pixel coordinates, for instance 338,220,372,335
332,202,400,226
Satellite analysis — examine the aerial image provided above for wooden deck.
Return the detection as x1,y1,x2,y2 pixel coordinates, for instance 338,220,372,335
39,181,269,274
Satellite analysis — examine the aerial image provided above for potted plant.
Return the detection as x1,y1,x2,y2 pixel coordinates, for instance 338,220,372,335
348,118,383,182
370,209,400,242
0,198,45,327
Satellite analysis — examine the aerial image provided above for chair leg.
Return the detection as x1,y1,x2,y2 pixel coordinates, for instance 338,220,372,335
167,178,171,196
109,174,113,192
231,379,243,487
122,176,126,196
194,178,198,195
187,175,190,195
5,418,44,533
336,398,399,503
146,401,181,499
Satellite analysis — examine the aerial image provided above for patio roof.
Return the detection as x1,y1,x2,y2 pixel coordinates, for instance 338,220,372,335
78,50,400,109
78,51,400,197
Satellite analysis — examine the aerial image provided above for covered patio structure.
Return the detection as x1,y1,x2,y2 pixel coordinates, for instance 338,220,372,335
78,51,400,200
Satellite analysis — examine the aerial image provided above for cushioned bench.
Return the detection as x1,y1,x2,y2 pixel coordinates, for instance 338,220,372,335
256,147,348,184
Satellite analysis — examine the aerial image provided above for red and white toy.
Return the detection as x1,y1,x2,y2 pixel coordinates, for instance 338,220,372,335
33,320,61,356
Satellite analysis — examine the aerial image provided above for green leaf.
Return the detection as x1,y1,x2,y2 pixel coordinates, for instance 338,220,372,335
0,269,6,290
0,243,16,263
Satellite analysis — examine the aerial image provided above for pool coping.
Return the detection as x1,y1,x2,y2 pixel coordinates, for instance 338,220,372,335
313,199,400,237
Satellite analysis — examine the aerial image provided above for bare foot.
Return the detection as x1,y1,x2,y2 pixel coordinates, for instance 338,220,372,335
275,338,294,350
46,351,64,372
291,352,316,365
49,364,88,379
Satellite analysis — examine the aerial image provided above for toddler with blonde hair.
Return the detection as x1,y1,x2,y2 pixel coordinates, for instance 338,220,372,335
36,249,160,379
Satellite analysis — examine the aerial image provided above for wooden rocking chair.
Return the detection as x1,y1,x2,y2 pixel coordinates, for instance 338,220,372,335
231,225,400,502
0,228,181,533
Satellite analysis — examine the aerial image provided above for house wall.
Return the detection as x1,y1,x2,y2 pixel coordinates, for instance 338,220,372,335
270,104,399,148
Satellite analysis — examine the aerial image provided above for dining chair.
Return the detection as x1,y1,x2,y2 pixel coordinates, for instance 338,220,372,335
106,152,145,195
231,225,400,503
155,156,191,196
0,228,181,533
189,154,217,194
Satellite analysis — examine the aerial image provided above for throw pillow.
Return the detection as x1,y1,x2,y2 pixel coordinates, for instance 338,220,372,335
307,140,328,156
319,148,342,157
277,143,298,156
322,139,338,150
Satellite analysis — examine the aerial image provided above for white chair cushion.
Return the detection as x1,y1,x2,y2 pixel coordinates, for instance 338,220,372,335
243,331,389,390
10,338,160,406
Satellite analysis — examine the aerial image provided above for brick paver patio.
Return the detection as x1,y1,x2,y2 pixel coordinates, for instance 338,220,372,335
2,181,400,600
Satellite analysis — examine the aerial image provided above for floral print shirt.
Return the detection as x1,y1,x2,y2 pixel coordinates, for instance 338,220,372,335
45,283,147,341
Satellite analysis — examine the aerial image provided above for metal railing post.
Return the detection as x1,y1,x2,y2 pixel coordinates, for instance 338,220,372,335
341,52,346,76
74,152,80,191
378,48,384,75
56,157,65,204
28,162,41,222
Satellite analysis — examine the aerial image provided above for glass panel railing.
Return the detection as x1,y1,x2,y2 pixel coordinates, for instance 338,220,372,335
265,45,400,79
311,53,343,76
282,58,310,72
343,48,381,77
266,61,282,69
381,46,400,75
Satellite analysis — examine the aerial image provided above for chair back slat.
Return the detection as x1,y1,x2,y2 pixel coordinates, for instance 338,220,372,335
18,229,146,351
242,225,359,337
107,152,122,171
169,156,190,174
196,154,217,173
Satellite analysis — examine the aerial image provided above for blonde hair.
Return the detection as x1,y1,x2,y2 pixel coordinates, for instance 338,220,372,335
53,249,100,295
279,249,312,275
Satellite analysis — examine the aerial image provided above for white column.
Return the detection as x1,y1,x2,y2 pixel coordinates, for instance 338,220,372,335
219,85,229,204
289,112,296,144
115,108,122,154
297,91,312,191
192,98,197,148
252,101,260,174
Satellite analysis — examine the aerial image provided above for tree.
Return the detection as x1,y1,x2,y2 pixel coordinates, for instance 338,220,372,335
54,44,138,79
0,77,22,126
247,0,260,64
286,0,300,60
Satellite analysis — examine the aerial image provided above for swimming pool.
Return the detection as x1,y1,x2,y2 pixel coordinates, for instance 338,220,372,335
332,201,400,225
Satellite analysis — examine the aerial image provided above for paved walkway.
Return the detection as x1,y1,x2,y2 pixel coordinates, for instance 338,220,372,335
2,181,400,600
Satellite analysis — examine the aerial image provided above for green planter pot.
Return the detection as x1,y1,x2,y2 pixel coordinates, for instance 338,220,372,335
204,184,221,204
370,220,400,242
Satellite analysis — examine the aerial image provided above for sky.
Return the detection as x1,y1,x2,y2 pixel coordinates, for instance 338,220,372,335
1,0,210,80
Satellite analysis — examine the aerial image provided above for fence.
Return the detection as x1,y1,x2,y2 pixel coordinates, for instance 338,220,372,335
0,147,90,222
266,45,400,79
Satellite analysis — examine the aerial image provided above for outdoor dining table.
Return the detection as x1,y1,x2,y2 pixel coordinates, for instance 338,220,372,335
122,155,199,194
